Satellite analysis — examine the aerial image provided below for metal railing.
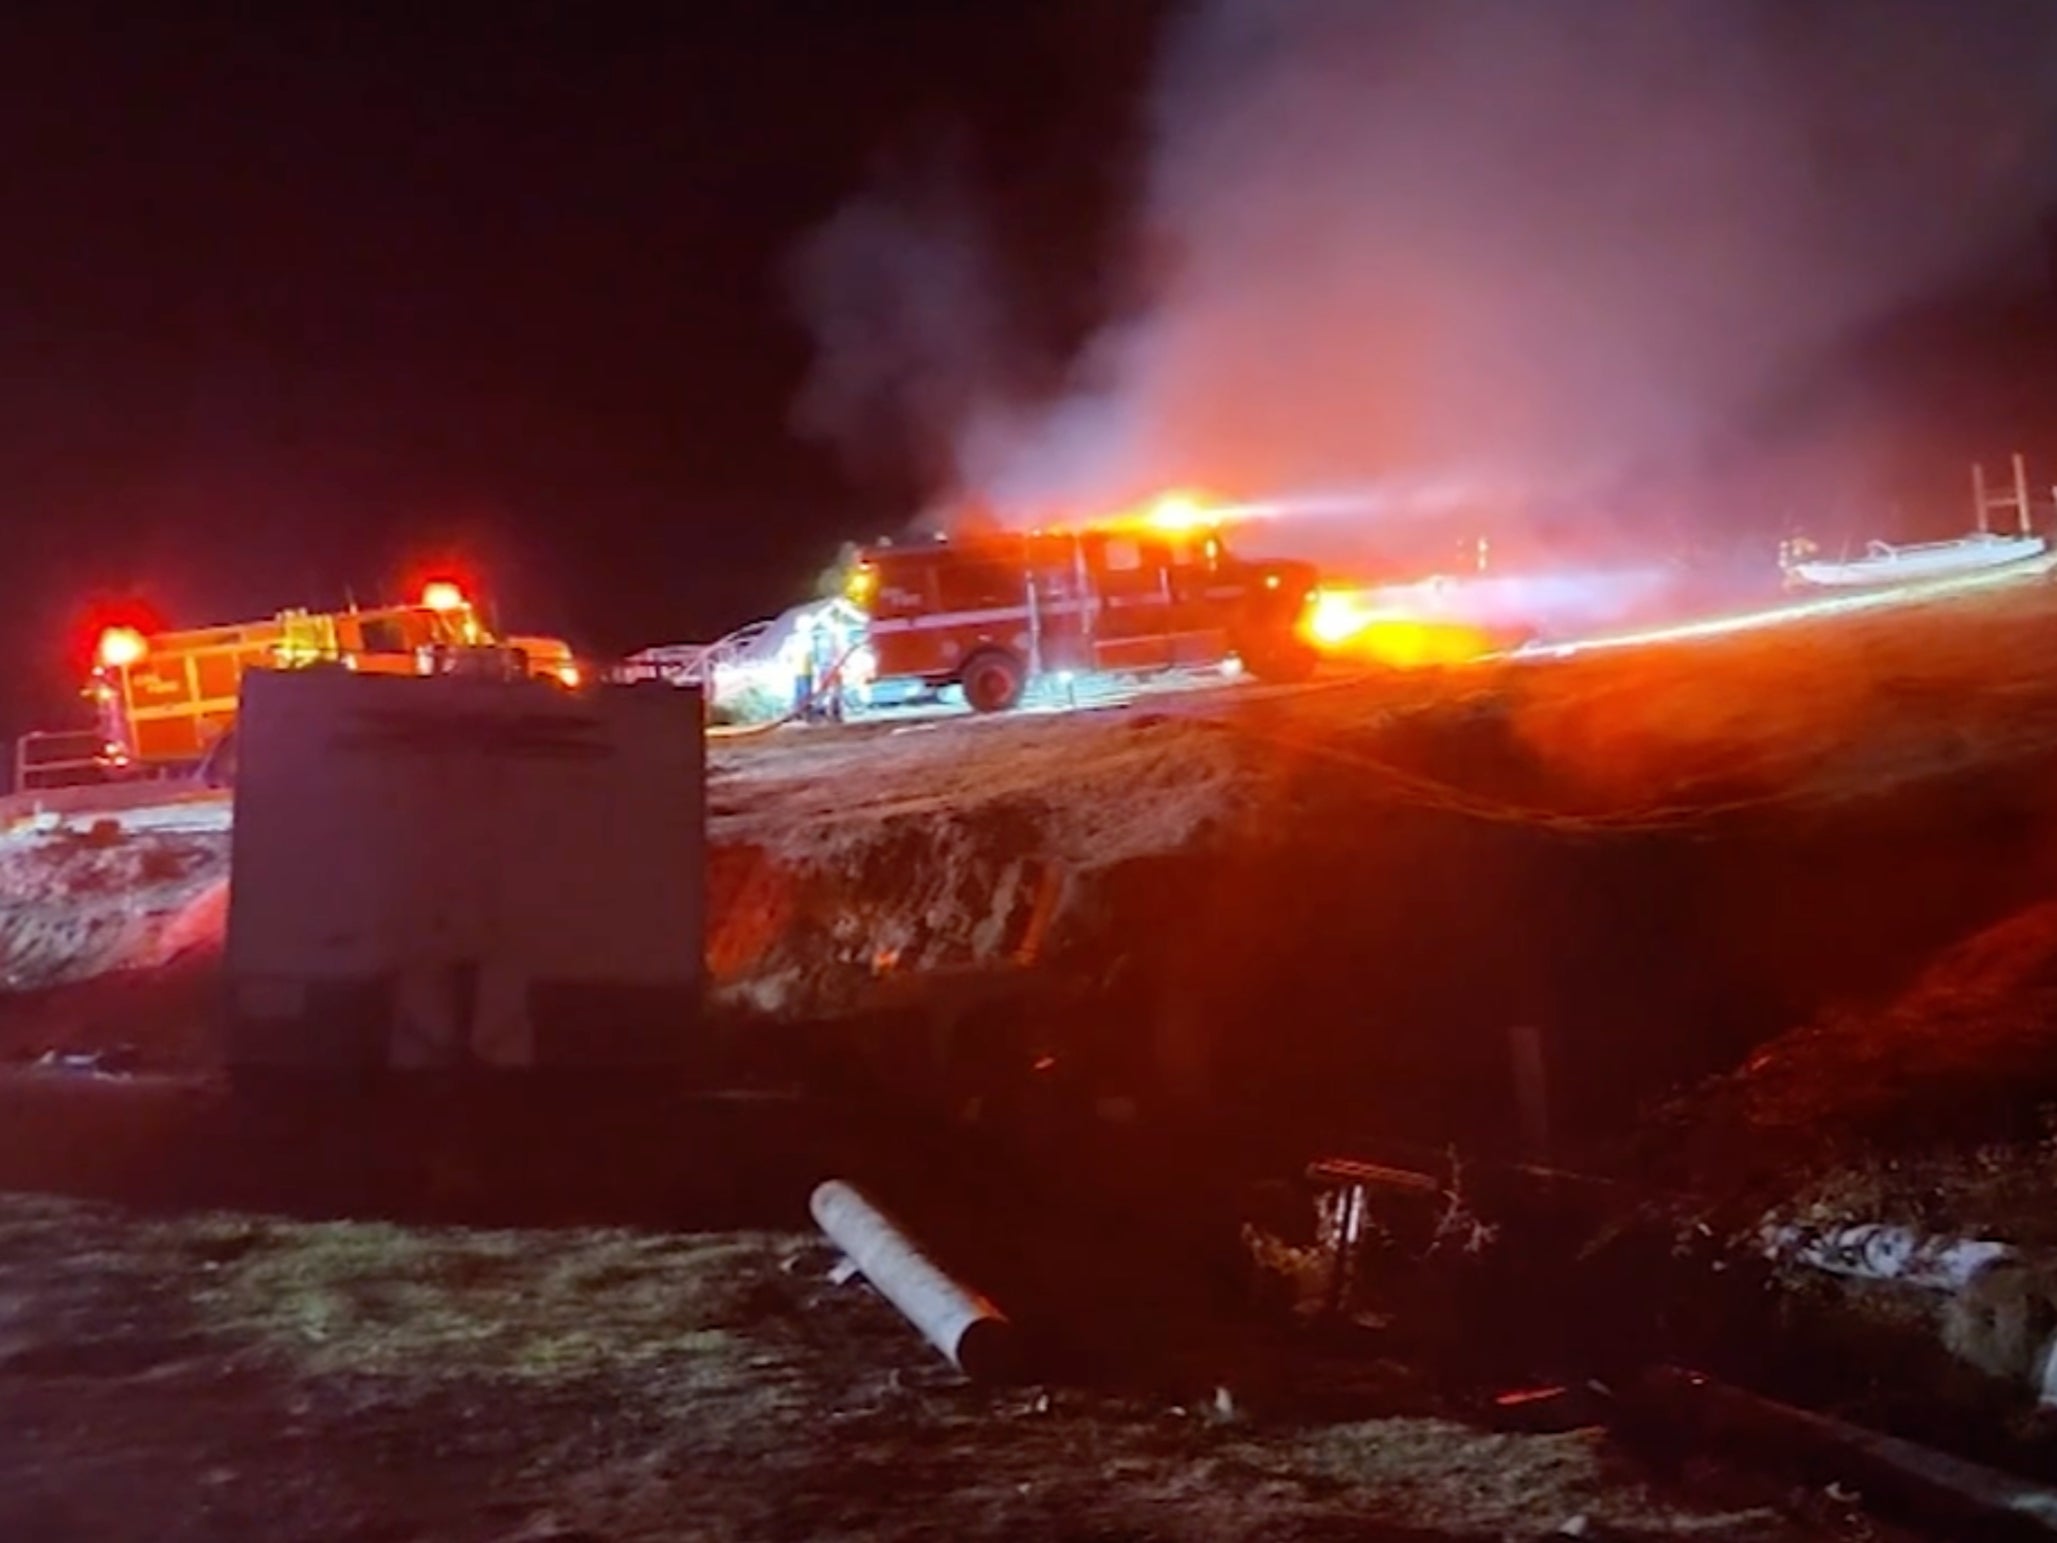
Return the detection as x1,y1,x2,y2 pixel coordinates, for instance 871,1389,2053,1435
614,619,777,689
11,730,117,794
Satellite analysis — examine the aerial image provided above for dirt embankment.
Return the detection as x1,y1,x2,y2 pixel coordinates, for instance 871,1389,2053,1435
702,589,2057,1165
1653,898,2057,1237
0,829,230,1068
9,585,2057,1172
0,828,230,991
8,593,2057,1532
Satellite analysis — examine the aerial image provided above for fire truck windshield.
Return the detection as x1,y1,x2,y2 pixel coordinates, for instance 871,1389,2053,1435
424,605,481,648
1165,531,1226,570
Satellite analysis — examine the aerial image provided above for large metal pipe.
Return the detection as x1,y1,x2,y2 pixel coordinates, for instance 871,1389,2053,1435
1640,1367,2057,1539
810,1179,1017,1382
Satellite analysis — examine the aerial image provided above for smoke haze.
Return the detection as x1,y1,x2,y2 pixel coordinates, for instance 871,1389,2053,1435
787,137,1022,496
797,0,2057,550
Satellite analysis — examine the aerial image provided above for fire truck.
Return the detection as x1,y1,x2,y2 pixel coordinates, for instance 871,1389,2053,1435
71,582,578,780
846,524,1321,713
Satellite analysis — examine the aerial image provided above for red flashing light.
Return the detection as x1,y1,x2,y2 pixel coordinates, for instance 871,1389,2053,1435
96,626,149,670
420,580,467,612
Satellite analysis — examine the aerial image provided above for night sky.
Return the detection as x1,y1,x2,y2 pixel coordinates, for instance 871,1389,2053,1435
0,1,1160,735
2,1,2055,745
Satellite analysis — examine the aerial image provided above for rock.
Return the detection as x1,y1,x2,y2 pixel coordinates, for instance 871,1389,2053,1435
1942,1260,2057,1388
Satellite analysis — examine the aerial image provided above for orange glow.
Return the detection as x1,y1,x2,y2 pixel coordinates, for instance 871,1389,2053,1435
1142,489,1214,533
1043,487,1233,539
555,661,582,688
1298,588,1494,668
1304,588,1372,648
95,626,149,670
420,580,467,612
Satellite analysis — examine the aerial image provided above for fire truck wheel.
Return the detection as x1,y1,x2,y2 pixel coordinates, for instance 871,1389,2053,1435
960,650,1026,713
1241,639,1319,684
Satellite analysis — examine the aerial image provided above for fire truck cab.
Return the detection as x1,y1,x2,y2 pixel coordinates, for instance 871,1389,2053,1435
849,526,1319,713
87,585,578,777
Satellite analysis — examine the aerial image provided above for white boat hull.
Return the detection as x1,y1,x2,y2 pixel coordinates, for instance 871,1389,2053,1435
1788,532,2049,589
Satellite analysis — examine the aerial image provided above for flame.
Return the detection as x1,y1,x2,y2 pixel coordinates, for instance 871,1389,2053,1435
1299,587,1495,668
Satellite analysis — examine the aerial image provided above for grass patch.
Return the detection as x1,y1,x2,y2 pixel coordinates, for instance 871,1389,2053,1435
178,1214,800,1384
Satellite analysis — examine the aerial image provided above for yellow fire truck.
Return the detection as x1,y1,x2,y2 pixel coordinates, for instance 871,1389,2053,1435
83,582,579,776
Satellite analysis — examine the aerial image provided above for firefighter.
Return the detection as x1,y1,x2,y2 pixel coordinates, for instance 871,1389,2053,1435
784,611,815,721
818,600,866,723
809,606,840,724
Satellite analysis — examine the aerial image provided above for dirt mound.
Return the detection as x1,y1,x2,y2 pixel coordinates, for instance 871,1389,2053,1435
1651,899,2057,1223
0,831,230,991
699,594,2057,1161
13,584,2057,1127
0,951,225,1071
0,830,231,1070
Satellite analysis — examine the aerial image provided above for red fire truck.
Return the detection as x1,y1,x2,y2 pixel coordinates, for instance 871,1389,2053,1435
846,524,1321,712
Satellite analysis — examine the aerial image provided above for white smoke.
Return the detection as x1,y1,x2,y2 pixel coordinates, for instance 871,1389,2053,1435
786,137,1020,494
797,1,2057,546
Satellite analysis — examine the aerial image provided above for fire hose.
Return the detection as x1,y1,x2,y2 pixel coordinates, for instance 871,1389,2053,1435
704,640,869,741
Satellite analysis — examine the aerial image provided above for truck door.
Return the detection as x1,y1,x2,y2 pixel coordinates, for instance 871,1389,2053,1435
931,550,1032,674
1164,534,1234,667
1089,535,1179,674
1024,534,1089,674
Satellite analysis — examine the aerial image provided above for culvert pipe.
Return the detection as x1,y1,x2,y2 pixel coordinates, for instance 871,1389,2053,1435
1640,1366,2057,1539
810,1179,1017,1382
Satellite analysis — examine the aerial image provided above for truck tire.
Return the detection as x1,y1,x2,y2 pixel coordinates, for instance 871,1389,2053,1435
960,649,1026,713
1240,638,1319,684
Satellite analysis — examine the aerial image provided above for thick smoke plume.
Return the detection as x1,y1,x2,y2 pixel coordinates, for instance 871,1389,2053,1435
787,138,1021,496
800,1,2057,549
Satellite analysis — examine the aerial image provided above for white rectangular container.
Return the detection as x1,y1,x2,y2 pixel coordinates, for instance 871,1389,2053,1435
225,668,704,1073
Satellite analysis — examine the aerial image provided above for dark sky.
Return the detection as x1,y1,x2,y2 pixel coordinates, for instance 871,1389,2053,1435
0,1,1161,734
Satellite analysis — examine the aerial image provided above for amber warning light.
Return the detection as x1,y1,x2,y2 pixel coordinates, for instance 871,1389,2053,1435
96,626,149,670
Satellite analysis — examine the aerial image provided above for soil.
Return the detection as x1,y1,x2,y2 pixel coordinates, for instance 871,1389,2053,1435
10,580,2057,1536
19,582,2057,1146
1649,899,2057,1236
0,1175,1835,1543
699,581,2057,1177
